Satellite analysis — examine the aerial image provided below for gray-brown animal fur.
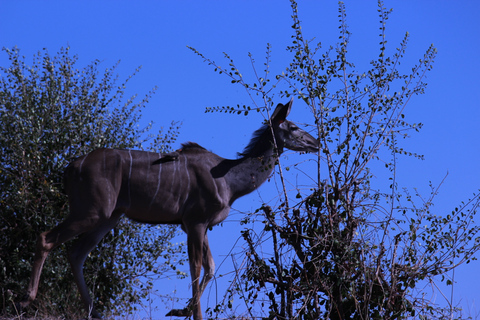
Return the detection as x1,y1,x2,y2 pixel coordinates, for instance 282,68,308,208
18,99,319,320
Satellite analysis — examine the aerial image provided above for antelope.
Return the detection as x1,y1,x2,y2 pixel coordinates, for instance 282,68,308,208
18,99,319,319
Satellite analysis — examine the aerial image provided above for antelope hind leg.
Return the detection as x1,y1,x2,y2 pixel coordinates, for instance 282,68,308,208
68,215,121,319
17,217,86,312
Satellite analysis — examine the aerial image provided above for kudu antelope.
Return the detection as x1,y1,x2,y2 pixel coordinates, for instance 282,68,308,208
18,99,319,319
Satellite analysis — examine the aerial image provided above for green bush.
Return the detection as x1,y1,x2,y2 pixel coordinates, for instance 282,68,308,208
0,47,185,318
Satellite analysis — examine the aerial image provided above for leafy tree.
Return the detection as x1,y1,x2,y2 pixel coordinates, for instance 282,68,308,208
0,47,186,318
191,1,480,319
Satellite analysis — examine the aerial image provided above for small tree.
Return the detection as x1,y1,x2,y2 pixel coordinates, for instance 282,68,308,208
191,1,480,319
0,47,186,318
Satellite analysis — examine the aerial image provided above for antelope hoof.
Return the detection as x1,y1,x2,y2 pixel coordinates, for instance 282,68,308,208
166,307,193,317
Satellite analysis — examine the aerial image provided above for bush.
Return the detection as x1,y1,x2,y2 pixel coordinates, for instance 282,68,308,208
192,1,480,319
0,47,185,318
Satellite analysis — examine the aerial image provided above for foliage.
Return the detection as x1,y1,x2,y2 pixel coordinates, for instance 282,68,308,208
192,1,480,319
0,47,186,318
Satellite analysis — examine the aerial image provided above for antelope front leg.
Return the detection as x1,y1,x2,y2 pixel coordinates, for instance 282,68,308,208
199,233,215,296
166,233,215,318
167,224,205,320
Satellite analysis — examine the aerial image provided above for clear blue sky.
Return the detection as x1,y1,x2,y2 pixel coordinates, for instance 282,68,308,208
1,1,479,318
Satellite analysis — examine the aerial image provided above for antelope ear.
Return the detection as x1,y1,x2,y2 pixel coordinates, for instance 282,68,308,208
271,98,293,122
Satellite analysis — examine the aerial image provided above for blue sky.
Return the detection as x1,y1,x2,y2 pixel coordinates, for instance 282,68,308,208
2,0,480,318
